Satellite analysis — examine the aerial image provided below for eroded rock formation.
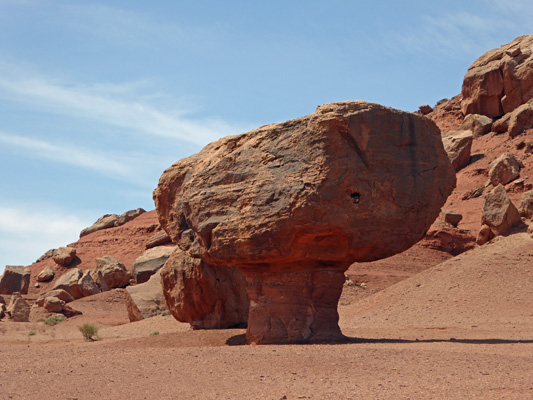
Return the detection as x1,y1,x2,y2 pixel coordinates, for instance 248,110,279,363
154,101,456,344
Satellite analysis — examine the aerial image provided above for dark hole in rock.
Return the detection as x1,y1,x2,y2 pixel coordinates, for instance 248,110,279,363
350,192,361,204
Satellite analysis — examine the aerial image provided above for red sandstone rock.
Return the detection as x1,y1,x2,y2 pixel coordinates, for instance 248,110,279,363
461,114,492,137
52,247,77,266
0,266,30,295
461,34,533,118
37,266,54,282
508,99,533,138
481,184,521,237
488,153,523,186
125,269,169,322
80,214,119,238
518,190,533,219
441,130,474,172
145,229,172,249
155,101,455,344
92,256,130,289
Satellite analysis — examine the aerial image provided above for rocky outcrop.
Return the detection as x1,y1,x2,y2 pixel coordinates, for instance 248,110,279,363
422,226,476,255
461,114,492,137
6,292,30,322
114,208,146,227
37,266,55,282
488,153,523,186
442,130,474,172
518,190,533,219
154,101,456,344
132,246,174,284
481,184,521,239
125,269,168,322
92,256,130,289
461,34,533,118
80,214,119,238
145,230,172,249
52,247,77,266
160,248,249,329
0,266,30,295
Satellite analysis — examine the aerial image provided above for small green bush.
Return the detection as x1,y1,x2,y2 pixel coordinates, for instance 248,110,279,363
160,310,170,316
28,331,36,336
149,331,159,336
79,323,99,341
43,314,66,326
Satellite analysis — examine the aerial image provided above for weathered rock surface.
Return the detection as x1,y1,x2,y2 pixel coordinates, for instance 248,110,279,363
155,101,456,344
518,190,533,219
160,248,249,329
114,208,146,227
477,224,494,245
35,249,54,263
52,269,84,299
488,153,523,186
145,229,172,249
481,184,521,238
52,247,77,266
461,34,533,118
422,226,476,256
78,271,101,297
461,114,492,137
80,214,119,238
125,269,168,322
43,297,65,313
6,292,30,322
508,99,533,138
439,210,463,227
418,104,433,115
37,266,55,282
442,130,474,172
132,246,174,284
92,256,130,289
0,266,30,295
36,289,74,307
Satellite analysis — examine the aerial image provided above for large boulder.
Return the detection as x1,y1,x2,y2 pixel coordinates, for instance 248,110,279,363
488,153,523,186
441,130,474,172
481,184,521,237
461,34,533,118
154,101,456,344
43,297,65,313
132,246,175,283
52,247,77,266
160,248,249,329
80,214,119,238
0,266,30,295
52,268,84,299
125,269,169,322
6,292,30,322
461,114,492,137
92,256,130,289
78,271,101,297
36,289,75,307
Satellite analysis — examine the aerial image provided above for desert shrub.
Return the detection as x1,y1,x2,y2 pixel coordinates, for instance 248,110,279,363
43,314,66,326
79,323,99,341
28,331,36,336
160,310,170,316
150,331,160,336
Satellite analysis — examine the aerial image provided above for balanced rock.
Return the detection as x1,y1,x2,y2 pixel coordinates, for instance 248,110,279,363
442,130,474,172
481,184,521,237
115,208,146,227
52,247,77,266
37,266,55,282
125,269,169,322
518,190,533,219
132,246,175,284
462,34,533,118
488,153,523,186
461,114,492,137
92,256,130,289
154,101,456,344
6,292,30,322
80,214,119,238
0,266,30,295
145,229,172,249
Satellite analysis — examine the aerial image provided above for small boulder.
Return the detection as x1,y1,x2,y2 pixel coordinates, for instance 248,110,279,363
125,269,168,322
476,224,495,245
481,184,521,237
93,256,130,289
488,153,523,186
36,289,75,307
442,130,474,171
132,246,175,284
518,190,533,219
439,210,463,227
52,247,77,266
145,230,172,249
80,214,119,238
114,208,145,227
0,266,31,295
35,249,55,263
418,104,433,115
43,297,65,313
462,114,493,137
52,268,84,299
6,292,30,322
508,99,533,138
37,266,55,282
78,271,101,297
492,113,512,133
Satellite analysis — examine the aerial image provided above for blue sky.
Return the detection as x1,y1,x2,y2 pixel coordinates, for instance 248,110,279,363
0,0,532,273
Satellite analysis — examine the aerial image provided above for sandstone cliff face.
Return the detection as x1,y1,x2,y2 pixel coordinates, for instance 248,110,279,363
155,101,456,344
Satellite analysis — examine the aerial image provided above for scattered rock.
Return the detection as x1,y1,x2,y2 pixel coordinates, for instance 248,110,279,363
492,113,511,133
462,185,485,200
476,224,494,245
442,130,474,171
160,248,249,329
61,305,83,318
488,153,523,186
52,269,84,299
154,101,456,344
6,292,30,322
508,99,533,138
36,289,74,307
37,266,55,282
145,229,172,249
52,247,77,266
422,226,476,256
80,214,119,238
418,104,433,115
461,114,493,137
125,269,168,322
43,297,65,313
0,266,31,295
114,208,146,227
93,256,130,289
132,246,175,284
78,270,101,297
518,190,533,219
35,249,55,263
461,34,533,118
439,210,463,227
481,184,521,237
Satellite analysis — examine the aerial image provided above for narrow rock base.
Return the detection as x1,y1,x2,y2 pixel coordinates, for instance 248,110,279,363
241,264,347,344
